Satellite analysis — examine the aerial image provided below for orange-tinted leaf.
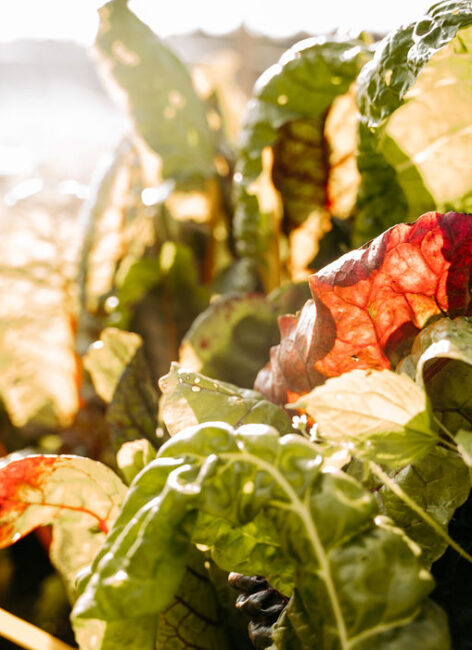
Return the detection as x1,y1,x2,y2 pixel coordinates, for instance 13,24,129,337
255,211,472,404
0,454,126,594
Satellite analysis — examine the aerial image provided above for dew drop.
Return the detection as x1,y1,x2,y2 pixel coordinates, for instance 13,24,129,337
192,385,201,392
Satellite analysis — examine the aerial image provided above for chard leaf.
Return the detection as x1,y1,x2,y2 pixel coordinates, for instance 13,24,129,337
374,447,470,566
84,327,143,403
73,616,157,650
116,439,157,485
355,1,472,243
397,317,472,433
0,454,126,595
79,138,153,315
154,546,230,650
96,0,215,180
179,293,280,388
293,369,437,468
234,37,370,285
73,422,449,649
129,242,211,383
456,429,472,467
107,344,160,452
255,211,472,405
159,363,293,437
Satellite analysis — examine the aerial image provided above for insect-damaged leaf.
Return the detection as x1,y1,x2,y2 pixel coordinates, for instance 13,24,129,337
0,454,126,595
255,211,472,405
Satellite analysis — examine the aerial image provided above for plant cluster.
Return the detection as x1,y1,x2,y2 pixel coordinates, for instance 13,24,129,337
2,1,472,649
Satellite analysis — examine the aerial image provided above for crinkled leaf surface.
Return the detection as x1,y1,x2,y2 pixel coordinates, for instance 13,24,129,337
83,327,143,403
355,2,472,243
293,369,437,468
96,0,215,180
159,363,293,437
154,546,230,650
0,454,126,595
235,37,370,264
179,293,281,388
398,317,472,434
73,422,449,649
374,447,470,566
255,212,472,405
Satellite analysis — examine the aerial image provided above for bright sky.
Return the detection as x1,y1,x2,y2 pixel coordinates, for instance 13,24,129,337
0,0,436,44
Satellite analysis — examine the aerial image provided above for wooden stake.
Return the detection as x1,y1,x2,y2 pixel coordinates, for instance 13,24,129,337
0,607,74,650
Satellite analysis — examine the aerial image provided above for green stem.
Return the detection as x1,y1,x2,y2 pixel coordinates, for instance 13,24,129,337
369,461,472,564
433,414,457,446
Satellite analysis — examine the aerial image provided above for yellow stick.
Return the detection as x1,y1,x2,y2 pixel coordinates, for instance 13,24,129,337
0,607,74,650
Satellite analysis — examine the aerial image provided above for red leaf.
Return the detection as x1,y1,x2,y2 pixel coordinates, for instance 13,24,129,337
0,454,126,548
255,212,472,404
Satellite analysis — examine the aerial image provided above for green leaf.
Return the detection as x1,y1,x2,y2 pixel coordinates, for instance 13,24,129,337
73,422,449,649
113,258,161,330
374,447,470,566
107,344,161,453
397,317,472,431
129,242,211,383
83,327,143,403
234,37,370,285
159,363,294,437
73,615,157,650
293,369,438,468
154,546,230,650
179,293,280,388
116,439,157,485
96,1,215,180
79,138,152,315
355,2,472,243
0,454,126,596
455,429,472,467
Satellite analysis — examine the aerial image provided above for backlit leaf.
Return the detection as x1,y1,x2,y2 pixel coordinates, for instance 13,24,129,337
179,293,280,388
255,211,472,405
96,0,215,180
159,363,293,437
293,369,437,468
83,328,142,403
0,454,126,595
355,1,472,243
234,36,370,285
397,317,472,432
107,345,160,453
